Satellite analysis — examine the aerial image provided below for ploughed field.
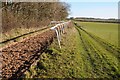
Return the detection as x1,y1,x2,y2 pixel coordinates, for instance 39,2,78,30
25,21,120,78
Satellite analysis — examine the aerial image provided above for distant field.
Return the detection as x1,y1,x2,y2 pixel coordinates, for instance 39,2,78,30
25,23,120,78
78,22,118,47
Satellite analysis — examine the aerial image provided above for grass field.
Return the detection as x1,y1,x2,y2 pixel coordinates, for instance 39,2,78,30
78,22,118,47
25,22,120,78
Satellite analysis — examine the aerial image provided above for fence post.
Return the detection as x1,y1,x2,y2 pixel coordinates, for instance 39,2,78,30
50,21,71,49
50,27,61,49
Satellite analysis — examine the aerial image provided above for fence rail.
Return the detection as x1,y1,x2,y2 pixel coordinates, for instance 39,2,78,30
1,21,72,79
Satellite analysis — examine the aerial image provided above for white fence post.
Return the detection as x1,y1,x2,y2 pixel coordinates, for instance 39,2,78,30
55,29,61,49
50,21,71,49
50,26,61,49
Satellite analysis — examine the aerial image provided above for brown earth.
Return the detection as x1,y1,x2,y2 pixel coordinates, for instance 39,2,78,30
1,29,56,79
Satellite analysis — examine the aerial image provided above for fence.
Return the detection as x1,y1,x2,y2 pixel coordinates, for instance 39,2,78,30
50,20,72,49
1,20,72,79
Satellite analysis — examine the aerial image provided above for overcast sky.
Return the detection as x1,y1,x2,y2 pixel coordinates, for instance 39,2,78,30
60,0,119,19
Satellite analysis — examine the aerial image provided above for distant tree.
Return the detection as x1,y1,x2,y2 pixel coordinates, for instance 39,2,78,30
70,17,74,20
2,1,70,32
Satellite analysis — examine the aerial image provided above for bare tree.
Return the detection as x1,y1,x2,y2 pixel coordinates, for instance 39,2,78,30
2,1,70,32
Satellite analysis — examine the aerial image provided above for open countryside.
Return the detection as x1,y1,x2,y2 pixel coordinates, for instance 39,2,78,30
0,0,120,79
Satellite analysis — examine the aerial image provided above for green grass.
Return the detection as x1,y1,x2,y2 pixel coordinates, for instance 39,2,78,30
25,22,120,78
78,22,118,47
25,25,85,78
78,27,119,77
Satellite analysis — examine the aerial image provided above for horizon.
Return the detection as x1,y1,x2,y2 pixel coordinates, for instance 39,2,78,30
67,16,118,19
60,0,119,19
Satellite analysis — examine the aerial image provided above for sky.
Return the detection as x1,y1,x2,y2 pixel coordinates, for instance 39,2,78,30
60,0,119,19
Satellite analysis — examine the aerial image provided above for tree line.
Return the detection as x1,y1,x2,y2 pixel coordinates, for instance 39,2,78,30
2,1,70,33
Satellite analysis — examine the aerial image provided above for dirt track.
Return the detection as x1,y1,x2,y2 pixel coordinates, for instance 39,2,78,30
1,29,56,78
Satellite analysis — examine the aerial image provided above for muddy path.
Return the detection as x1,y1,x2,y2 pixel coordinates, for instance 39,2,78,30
1,29,56,79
